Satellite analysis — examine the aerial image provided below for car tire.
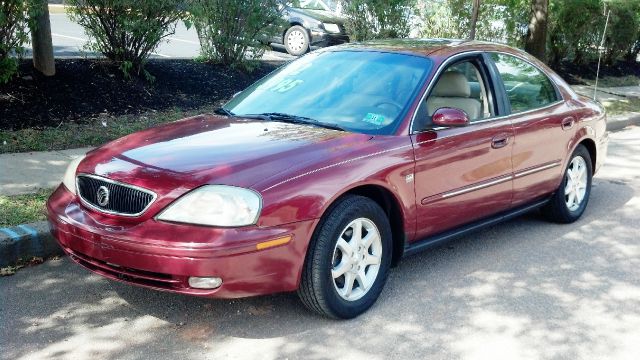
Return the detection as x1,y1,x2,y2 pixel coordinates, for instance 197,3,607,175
542,144,593,223
284,25,310,56
298,195,392,319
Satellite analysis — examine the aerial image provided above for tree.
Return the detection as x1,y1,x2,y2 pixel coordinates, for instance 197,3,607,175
30,0,55,76
469,0,480,40
524,0,548,61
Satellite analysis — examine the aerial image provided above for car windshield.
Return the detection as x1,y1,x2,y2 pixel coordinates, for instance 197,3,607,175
225,50,432,135
294,0,332,11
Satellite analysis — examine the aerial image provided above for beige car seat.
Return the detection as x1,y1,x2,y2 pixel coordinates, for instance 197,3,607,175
427,72,482,120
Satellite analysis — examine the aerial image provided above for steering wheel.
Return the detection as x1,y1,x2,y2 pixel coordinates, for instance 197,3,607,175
373,100,403,113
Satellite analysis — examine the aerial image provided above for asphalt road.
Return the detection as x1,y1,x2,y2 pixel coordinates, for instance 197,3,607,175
2,126,640,360
24,13,294,61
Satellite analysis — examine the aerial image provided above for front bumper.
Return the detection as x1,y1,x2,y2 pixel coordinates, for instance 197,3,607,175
46,185,316,298
310,30,349,48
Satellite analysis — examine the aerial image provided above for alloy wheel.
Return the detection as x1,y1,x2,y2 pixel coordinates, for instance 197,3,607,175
331,218,383,302
564,156,588,212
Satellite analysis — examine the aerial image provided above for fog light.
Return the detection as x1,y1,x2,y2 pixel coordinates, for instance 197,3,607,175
188,276,223,289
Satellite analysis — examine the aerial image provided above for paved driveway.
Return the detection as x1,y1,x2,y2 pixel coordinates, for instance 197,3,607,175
2,127,639,360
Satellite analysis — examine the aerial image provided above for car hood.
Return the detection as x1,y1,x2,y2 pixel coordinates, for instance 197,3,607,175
78,114,370,196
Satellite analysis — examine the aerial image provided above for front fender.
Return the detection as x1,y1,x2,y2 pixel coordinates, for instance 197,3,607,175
253,136,417,238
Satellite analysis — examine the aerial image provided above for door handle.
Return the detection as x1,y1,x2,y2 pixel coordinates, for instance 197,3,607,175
491,133,510,149
561,117,575,130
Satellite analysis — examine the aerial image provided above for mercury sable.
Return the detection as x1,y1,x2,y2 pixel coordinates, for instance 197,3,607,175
47,39,609,318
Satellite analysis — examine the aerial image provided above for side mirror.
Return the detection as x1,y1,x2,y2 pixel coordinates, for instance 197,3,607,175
431,107,470,127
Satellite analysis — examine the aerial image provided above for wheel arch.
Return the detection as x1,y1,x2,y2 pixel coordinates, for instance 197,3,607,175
568,125,597,172
319,183,407,268
283,21,307,41
578,137,597,171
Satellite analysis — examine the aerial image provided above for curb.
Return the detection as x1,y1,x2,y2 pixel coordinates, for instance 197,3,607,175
607,113,640,132
0,221,62,268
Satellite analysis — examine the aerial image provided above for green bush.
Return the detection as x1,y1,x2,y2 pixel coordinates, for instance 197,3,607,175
548,0,600,65
604,0,640,64
188,0,283,71
0,0,39,83
342,0,413,41
548,0,640,65
66,0,184,79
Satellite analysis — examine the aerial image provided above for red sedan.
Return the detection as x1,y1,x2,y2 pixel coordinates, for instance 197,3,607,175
47,39,608,318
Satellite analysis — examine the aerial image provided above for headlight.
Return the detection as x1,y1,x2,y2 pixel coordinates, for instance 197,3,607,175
157,185,262,227
62,155,85,195
323,23,341,33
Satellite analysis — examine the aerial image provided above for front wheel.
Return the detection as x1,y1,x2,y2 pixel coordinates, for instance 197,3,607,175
298,195,392,319
542,145,593,223
284,25,310,56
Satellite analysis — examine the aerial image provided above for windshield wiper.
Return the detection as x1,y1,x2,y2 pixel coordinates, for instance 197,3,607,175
242,112,346,132
214,107,235,116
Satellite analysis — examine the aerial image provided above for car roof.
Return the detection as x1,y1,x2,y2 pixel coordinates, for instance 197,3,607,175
326,38,521,58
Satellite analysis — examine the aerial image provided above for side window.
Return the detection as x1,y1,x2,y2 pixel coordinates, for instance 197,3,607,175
414,59,494,132
490,53,559,113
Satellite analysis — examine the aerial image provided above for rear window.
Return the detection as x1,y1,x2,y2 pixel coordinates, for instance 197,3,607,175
490,53,560,113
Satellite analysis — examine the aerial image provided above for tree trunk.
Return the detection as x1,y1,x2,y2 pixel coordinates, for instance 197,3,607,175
31,1,55,76
469,0,480,40
524,0,548,62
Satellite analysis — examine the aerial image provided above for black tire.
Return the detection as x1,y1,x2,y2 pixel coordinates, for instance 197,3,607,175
542,145,593,223
297,195,392,319
284,25,310,56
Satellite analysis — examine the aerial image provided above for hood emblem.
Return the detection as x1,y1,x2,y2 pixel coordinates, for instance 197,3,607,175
97,186,110,207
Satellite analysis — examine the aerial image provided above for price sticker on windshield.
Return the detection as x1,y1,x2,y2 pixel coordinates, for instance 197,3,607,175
269,79,304,93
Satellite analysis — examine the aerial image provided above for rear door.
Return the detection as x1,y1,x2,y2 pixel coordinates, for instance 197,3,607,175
410,54,515,240
487,52,575,206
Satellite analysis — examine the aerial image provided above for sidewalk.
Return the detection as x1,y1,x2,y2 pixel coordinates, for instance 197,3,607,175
0,147,90,196
571,85,640,100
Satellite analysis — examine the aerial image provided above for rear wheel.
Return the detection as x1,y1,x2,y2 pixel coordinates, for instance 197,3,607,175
542,145,592,223
284,25,310,56
298,195,392,319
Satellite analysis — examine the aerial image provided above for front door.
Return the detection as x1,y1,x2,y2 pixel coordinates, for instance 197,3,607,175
410,55,514,240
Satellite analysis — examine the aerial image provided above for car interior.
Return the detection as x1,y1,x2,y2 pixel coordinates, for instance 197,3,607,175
414,60,493,132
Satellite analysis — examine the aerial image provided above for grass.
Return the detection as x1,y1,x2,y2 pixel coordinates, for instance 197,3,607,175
0,189,53,227
0,106,212,154
602,97,640,115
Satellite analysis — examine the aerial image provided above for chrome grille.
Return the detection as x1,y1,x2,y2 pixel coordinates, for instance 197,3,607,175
77,175,156,216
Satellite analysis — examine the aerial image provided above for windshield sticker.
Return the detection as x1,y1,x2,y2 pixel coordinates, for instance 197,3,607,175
269,79,304,93
363,113,386,126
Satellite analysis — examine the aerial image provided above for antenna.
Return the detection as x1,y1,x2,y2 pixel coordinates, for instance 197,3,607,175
594,10,611,101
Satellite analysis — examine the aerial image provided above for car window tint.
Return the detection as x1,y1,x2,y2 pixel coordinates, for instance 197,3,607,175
490,53,559,113
419,60,492,129
226,51,432,135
